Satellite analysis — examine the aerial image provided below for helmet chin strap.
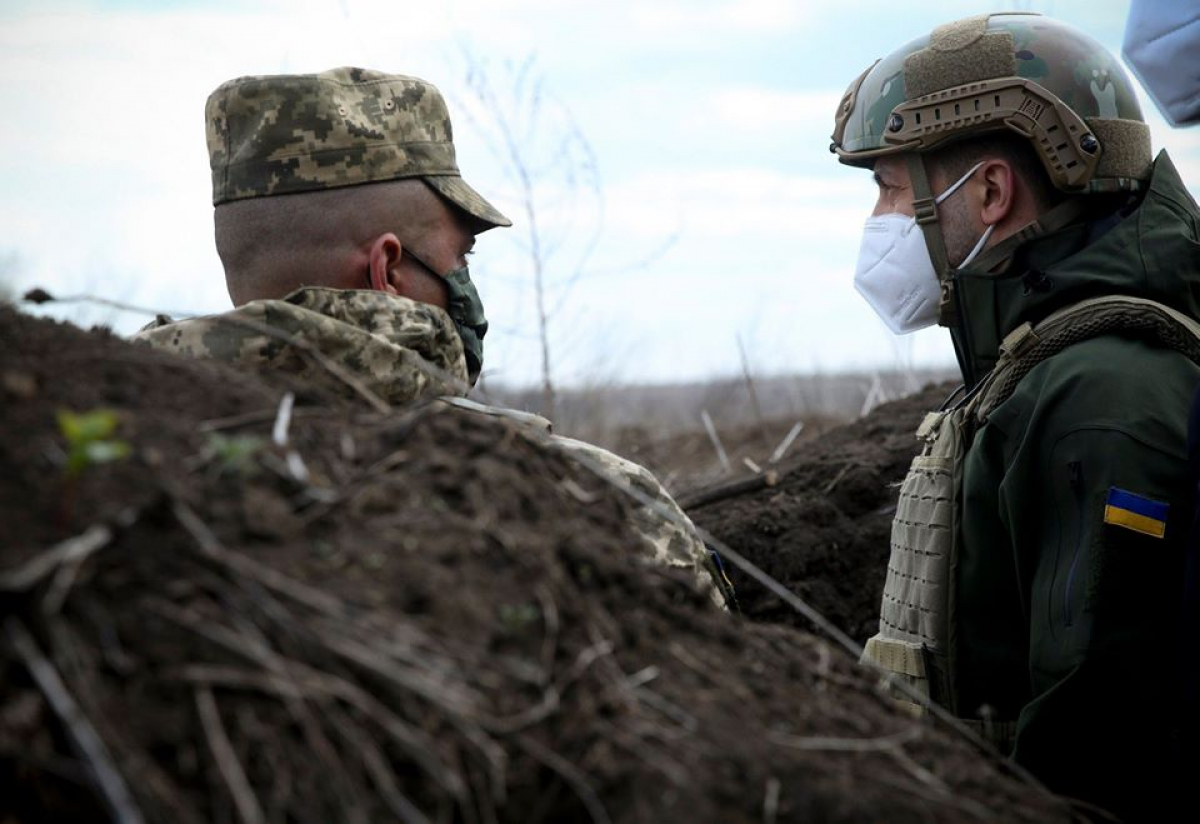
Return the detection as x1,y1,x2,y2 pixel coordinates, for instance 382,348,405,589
905,154,958,327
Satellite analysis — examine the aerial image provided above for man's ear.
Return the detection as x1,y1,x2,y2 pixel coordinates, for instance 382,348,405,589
979,159,1016,227
366,233,404,294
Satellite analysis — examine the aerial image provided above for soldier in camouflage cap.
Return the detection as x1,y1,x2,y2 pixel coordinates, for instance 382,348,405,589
207,67,511,226
834,14,1200,818
134,67,733,611
197,68,507,384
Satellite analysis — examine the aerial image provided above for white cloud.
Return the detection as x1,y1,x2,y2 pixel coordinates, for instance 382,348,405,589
706,88,843,134
630,0,819,36
4,0,1196,389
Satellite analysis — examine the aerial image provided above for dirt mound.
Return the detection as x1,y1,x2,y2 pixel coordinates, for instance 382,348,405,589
608,414,844,494
687,385,953,643
0,307,1065,823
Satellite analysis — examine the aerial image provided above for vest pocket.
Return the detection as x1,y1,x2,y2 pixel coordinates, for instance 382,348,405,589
873,452,958,706
861,635,930,711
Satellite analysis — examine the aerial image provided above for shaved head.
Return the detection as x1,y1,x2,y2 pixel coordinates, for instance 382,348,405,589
215,178,467,305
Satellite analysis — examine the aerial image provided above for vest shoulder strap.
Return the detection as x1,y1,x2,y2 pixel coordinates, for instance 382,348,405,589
971,295,1200,423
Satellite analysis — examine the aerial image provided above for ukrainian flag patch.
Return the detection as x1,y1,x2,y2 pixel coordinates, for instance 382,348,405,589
1103,487,1169,539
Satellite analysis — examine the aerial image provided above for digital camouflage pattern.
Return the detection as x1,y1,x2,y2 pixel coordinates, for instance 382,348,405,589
134,292,727,608
832,13,1151,192
207,67,510,227
549,435,729,609
133,288,468,405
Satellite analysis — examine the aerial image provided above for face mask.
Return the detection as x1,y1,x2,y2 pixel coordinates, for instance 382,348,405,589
853,161,994,335
404,251,489,384
442,264,488,384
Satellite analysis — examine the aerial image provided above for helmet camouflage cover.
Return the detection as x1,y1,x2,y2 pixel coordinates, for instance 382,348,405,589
831,13,1151,193
206,67,511,227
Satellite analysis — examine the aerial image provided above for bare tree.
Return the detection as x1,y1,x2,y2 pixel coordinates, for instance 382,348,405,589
456,52,604,419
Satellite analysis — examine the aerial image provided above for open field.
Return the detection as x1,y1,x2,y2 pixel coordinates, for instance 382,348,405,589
486,367,957,492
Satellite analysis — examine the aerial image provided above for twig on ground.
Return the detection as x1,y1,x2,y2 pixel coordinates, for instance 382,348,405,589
172,500,345,617
767,725,922,752
325,704,432,824
175,663,465,799
700,410,730,474
272,392,295,447
41,510,140,615
313,626,507,796
199,408,282,433
195,687,266,824
887,744,950,795
516,735,611,824
0,525,112,592
768,421,805,465
559,437,1053,794
487,637,612,736
822,463,855,495
763,776,781,824
534,584,560,684
675,472,779,511
4,617,146,824
736,333,771,453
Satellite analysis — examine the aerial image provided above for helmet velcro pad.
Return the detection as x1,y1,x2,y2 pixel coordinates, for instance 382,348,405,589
904,30,1017,100
1087,118,1153,190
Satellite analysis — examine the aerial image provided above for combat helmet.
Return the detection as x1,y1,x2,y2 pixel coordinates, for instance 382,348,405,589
830,13,1152,320
831,13,1150,193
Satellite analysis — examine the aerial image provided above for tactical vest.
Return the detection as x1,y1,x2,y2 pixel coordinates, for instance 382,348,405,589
862,295,1200,747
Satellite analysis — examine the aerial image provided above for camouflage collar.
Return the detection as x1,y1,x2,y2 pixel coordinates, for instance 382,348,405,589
134,287,470,407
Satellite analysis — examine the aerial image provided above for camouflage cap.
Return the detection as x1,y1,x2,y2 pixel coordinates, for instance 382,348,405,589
206,67,511,228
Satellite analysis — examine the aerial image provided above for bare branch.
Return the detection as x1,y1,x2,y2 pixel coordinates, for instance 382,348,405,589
0,525,112,593
515,735,611,824
5,617,146,824
195,687,266,824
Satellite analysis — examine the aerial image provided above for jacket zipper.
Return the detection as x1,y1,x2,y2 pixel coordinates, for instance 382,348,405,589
1063,460,1085,627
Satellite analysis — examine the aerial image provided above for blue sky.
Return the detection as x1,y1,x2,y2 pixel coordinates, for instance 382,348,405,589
3,0,1197,387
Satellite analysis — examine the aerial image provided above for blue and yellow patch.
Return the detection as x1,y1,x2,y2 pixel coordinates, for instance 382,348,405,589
1103,487,1169,539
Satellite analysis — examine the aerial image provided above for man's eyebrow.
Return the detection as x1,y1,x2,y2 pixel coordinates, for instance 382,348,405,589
873,171,886,186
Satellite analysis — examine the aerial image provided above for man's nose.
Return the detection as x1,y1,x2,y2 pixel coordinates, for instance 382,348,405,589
872,195,916,219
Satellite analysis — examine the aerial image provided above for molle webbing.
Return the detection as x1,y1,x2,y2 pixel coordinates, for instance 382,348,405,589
866,294,1200,737
974,295,1200,423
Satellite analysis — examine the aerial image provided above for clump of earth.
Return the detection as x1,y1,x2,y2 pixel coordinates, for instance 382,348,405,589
0,306,1064,823
685,385,953,644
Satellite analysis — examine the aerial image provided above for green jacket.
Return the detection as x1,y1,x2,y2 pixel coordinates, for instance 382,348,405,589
951,152,1200,819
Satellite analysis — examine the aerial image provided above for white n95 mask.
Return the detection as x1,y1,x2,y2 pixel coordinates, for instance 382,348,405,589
853,213,942,334
853,161,994,335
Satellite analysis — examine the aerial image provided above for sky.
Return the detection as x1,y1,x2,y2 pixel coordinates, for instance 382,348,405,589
3,0,1198,388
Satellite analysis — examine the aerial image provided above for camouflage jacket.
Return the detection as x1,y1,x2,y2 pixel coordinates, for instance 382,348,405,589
134,288,727,608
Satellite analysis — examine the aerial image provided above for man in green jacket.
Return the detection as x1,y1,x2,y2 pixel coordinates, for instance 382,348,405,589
832,13,1200,818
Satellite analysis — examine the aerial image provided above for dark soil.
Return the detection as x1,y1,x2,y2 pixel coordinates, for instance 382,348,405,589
687,385,956,644
608,414,844,494
0,306,1066,823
